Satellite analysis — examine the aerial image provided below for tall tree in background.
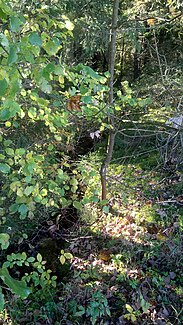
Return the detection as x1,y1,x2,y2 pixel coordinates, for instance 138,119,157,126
100,0,119,200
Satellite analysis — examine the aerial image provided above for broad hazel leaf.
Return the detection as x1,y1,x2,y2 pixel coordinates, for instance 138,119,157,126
83,66,101,80
24,186,34,196
0,33,9,48
73,201,82,210
1,101,21,121
0,1,12,16
0,267,31,299
15,148,26,156
103,205,109,214
8,45,18,64
28,107,37,119
10,16,22,32
29,32,42,47
0,233,10,250
40,189,47,197
0,8,7,20
5,148,14,156
18,204,28,216
0,79,8,96
39,78,52,94
0,108,11,121
82,96,92,104
44,40,60,56
0,163,10,173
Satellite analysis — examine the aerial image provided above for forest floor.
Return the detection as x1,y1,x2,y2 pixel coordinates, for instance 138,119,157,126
3,132,182,325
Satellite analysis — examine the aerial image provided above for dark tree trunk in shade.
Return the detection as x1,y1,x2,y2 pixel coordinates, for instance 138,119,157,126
100,0,119,200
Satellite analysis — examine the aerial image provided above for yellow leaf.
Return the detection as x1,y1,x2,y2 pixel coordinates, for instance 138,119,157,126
125,304,133,313
64,252,73,260
59,76,64,84
65,20,74,31
147,18,155,26
60,255,65,264
156,233,167,241
99,249,111,262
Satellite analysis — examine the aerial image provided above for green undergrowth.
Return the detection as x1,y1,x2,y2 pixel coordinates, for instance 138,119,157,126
1,130,182,324
68,137,183,324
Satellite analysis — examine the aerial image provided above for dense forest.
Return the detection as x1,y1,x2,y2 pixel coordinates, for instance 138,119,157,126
0,0,182,324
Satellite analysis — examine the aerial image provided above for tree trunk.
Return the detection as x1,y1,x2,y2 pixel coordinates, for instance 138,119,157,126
100,0,119,200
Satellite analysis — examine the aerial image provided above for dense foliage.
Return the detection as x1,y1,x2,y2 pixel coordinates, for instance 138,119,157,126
0,0,182,324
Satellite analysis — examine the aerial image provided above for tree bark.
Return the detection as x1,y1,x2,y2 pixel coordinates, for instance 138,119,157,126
100,0,119,200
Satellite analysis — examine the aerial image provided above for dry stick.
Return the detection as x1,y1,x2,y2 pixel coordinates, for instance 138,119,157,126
100,0,119,200
153,28,164,84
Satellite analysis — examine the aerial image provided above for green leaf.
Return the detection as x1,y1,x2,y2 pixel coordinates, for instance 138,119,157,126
18,204,28,216
44,40,60,56
79,86,88,95
0,79,8,96
29,32,42,46
9,203,19,213
24,186,34,196
37,253,42,263
73,201,82,210
48,144,54,151
0,267,31,299
0,33,9,47
24,50,35,63
0,1,12,15
39,78,52,94
26,162,36,174
40,189,47,197
82,66,101,80
0,288,5,311
34,195,42,203
0,163,10,173
17,188,23,197
28,107,37,119
103,205,109,214
27,257,35,263
42,63,55,79
0,8,7,20
92,196,99,203
8,45,18,64
0,233,10,250
70,178,78,186
5,147,14,156
15,148,26,156
82,96,92,104
4,139,12,146
9,78,20,97
10,16,22,32
0,109,11,121
75,305,85,317
13,121,19,128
